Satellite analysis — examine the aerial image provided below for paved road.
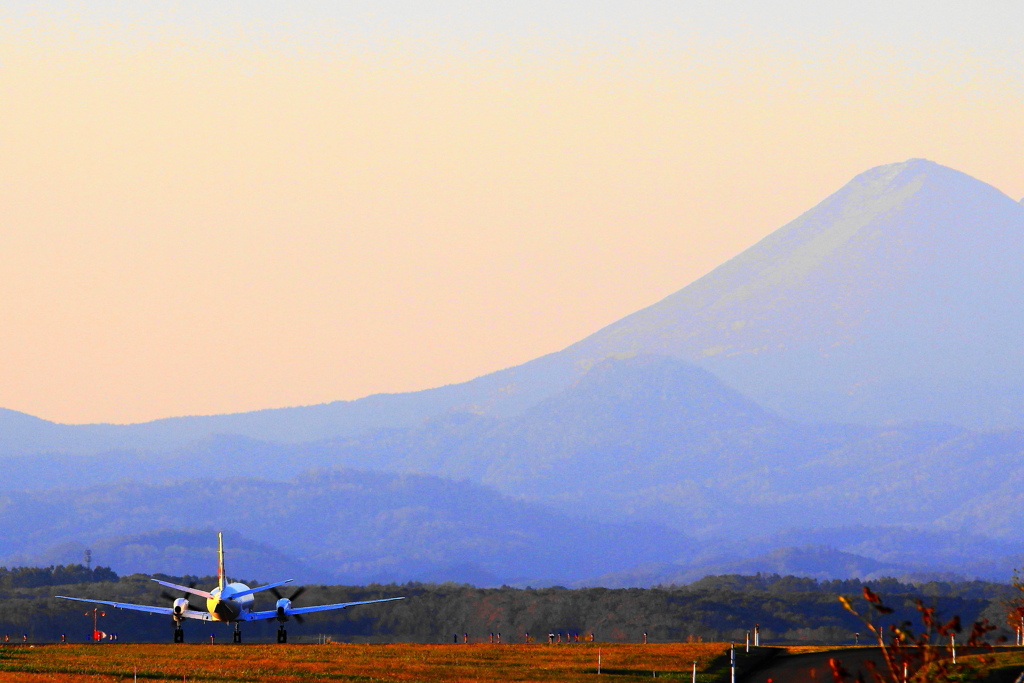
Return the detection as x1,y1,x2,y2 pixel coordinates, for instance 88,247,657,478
742,647,1009,683
741,648,908,683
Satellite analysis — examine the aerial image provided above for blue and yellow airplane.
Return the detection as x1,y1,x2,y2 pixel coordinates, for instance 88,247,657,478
57,532,403,642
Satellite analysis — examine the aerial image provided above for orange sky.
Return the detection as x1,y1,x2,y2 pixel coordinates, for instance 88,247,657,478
1,25,1022,424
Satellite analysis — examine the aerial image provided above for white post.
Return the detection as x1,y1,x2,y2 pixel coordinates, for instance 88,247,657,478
951,634,956,664
692,661,697,683
745,631,749,653
903,662,907,683
598,647,601,675
730,643,735,683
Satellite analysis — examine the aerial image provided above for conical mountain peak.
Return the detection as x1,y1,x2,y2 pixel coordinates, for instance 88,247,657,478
858,157,954,185
564,159,1024,427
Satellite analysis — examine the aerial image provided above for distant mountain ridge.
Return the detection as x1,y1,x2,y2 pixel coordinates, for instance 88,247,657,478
11,353,1024,543
4,158,1023,464
0,349,581,457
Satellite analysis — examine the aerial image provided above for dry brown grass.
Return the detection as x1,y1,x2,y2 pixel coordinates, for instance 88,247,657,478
0,642,727,682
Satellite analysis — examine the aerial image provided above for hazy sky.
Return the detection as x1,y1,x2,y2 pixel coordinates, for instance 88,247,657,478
2,2,1023,424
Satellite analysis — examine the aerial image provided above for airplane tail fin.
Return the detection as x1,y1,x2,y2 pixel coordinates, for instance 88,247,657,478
217,531,226,591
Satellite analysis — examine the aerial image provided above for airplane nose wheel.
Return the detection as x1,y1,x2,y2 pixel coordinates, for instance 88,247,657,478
232,623,242,644
277,626,287,643
173,627,184,643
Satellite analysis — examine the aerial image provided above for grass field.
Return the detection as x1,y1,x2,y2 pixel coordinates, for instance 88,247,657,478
9,642,1021,682
0,642,732,682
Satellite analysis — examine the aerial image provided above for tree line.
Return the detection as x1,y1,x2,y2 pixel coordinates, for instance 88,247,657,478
0,565,118,589
0,566,1014,644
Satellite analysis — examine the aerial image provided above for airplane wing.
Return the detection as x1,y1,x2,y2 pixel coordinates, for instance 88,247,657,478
245,596,405,621
56,595,212,621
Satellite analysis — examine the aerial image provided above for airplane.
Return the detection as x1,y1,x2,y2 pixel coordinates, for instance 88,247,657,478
57,532,404,643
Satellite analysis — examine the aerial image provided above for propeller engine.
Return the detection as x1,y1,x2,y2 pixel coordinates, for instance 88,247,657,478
270,586,306,623
172,598,191,617
161,581,202,622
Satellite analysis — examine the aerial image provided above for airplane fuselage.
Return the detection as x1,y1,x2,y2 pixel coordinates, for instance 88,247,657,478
208,583,255,622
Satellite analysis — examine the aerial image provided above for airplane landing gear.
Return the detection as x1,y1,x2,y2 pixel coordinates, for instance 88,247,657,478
277,626,287,644
233,623,242,644
173,627,184,643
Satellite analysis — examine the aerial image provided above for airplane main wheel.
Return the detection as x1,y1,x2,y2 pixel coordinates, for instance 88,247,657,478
173,628,184,643
277,627,287,644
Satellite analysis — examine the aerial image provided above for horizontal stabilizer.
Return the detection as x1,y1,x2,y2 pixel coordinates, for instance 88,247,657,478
151,579,214,600
228,579,293,600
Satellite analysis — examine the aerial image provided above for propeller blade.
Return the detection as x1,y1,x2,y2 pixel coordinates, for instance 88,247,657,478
163,593,204,609
186,582,200,608
294,614,305,625
289,586,307,603
270,587,284,601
